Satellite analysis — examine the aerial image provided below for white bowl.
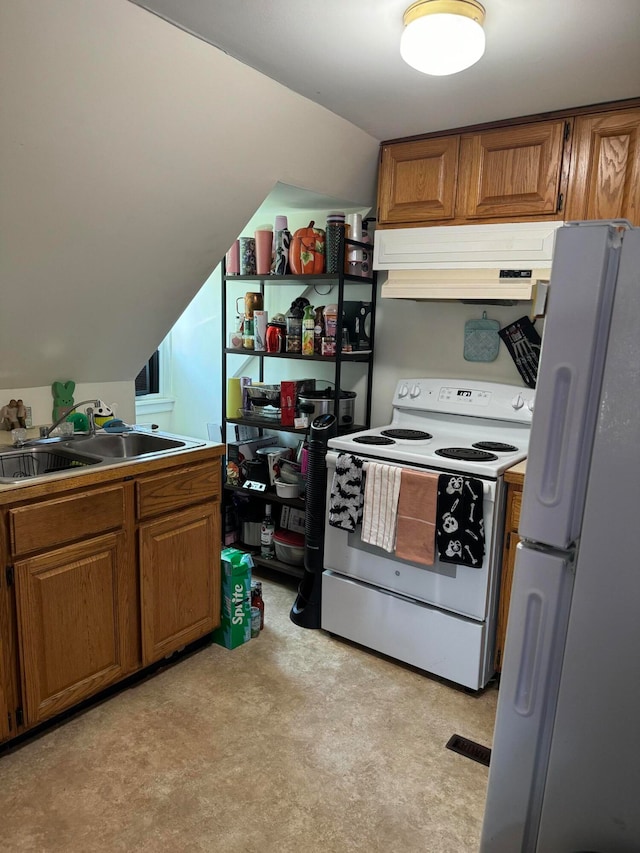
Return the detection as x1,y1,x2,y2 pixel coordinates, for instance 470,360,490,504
274,479,301,499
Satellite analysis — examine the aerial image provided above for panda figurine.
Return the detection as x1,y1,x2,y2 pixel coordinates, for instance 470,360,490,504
93,400,115,428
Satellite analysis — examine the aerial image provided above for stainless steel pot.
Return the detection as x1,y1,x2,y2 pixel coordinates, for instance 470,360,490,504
298,390,356,425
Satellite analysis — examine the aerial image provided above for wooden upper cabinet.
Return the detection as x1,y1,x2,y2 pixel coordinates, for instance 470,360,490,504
378,136,459,224
457,120,568,220
565,108,640,225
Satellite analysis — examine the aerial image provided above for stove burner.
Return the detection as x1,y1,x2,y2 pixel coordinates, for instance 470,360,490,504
352,435,396,446
435,447,499,462
472,441,518,453
380,429,432,441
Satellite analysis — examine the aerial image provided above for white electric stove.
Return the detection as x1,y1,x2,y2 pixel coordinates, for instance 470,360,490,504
321,378,534,690
328,377,534,478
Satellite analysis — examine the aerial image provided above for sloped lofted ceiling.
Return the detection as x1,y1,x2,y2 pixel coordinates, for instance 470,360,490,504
0,0,379,390
131,0,640,140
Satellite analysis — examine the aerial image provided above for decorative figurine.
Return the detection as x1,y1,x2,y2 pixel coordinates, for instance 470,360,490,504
1,399,30,430
51,380,75,423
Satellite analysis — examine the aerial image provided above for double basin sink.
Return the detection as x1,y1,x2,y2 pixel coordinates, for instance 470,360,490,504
0,431,207,484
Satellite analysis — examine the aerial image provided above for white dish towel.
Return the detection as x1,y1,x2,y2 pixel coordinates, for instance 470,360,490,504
361,461,402,552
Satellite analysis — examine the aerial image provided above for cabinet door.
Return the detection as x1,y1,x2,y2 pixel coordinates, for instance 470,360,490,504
15,532,129,727
565,108,640,225
457,120,567,219
0,585,12,741
378,137,459,224
139,503,220,666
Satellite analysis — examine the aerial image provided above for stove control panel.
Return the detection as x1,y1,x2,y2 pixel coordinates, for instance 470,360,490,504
438,386,491,406
392,378,535,423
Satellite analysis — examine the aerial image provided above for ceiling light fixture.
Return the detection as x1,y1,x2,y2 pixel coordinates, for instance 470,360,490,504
400,0,486,76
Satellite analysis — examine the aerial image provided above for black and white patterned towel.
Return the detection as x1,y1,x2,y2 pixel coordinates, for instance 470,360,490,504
329,453,365,531
436,474,485,568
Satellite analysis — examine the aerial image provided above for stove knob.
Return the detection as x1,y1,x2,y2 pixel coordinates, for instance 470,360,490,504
511,393,524,410
398,383,409,398
410,384,421,398
526,398,535,412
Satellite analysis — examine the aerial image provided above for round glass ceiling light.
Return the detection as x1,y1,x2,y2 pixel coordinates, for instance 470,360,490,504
401,0,486,76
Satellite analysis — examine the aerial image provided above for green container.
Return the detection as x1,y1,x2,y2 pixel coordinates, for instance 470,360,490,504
214,610,251,650
214,547,253,650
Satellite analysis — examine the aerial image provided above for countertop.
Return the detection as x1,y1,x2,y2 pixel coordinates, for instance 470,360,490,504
0,427,224,498
505,458,526,486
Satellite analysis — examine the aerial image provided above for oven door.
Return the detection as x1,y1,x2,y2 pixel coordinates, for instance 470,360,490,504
323,450,505,621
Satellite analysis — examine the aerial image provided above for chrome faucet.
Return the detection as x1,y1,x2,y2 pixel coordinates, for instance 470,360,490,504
41,399,99,439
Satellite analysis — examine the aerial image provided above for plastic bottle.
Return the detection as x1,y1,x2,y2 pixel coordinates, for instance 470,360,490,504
260,504,275,559
313,306,325,354
323,304,338,339
302,304,315,356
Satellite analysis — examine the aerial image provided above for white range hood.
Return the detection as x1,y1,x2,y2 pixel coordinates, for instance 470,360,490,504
373,222,563,300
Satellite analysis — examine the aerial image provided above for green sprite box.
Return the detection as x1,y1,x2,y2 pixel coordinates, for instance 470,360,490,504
213,547,253,649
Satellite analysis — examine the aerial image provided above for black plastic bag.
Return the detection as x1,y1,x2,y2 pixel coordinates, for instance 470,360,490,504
498,317,541,388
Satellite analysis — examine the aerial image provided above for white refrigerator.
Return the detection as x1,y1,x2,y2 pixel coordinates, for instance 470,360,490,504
481,221,640,852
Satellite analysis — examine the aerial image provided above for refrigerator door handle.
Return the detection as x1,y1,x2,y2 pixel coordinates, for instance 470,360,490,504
512,589,544,716
536,365,572,507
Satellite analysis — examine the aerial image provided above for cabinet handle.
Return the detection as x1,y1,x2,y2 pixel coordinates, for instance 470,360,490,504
557,192,564,212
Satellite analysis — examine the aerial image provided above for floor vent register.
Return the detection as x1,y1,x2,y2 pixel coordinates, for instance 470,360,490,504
446,734,491,767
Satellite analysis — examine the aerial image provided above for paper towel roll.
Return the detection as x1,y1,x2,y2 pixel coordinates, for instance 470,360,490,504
226,377,243,419
254,310,268,351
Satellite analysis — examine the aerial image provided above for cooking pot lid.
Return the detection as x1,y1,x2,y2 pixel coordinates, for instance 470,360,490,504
255,445,287,456
299,389,356,400
273,529,304,546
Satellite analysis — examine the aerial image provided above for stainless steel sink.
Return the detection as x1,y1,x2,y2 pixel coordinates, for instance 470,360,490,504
0,430,208,484
65,431,190,458
0,446,101,483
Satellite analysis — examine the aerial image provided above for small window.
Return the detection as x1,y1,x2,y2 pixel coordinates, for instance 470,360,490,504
135,350,160,396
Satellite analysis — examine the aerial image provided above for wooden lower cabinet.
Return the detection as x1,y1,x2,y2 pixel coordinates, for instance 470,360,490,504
0,448,223,744
494,478,523,673
140,503,220,666
15,532,131,726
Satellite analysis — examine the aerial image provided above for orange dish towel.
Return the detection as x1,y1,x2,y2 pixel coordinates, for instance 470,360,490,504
395,470,439,565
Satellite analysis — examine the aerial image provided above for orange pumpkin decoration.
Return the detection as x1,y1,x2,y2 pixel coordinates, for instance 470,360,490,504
289,221,326,275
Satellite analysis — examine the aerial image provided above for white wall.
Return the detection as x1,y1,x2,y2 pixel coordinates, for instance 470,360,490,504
370,287,535,425
1,0,379,391
0,381,135,432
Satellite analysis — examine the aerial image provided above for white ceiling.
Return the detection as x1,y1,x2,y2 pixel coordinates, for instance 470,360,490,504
130,0,640,141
